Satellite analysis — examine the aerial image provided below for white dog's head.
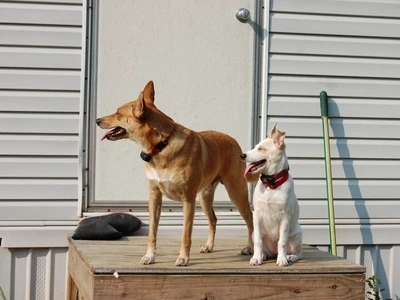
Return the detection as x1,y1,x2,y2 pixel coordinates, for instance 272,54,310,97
241,123,287,177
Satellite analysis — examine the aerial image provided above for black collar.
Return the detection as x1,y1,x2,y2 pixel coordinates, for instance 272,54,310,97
260,167,290,190
140,138,169,162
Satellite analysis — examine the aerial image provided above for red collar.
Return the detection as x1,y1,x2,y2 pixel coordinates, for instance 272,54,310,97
260,168,289,190
140,136,170,162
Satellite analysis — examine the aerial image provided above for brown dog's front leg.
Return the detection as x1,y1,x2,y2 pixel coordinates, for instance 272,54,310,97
140,187,162,265
175,199,196,266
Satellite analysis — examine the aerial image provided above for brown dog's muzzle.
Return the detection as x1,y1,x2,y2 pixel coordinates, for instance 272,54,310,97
96,117,128,141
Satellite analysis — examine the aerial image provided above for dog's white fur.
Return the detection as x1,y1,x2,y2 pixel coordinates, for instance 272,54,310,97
242,124,302,266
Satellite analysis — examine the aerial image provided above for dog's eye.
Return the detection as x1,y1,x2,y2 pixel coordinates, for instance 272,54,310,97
258,147,265,151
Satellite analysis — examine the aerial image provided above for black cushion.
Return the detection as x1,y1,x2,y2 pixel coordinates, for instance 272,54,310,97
99,213,142,235
72,213,142,240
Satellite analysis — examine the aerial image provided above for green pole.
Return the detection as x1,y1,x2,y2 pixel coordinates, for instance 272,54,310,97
320,91,337,256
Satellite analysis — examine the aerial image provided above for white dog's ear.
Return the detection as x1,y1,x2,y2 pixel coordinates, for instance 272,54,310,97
133,92,146,119
268,123,278,138
274,129,286,149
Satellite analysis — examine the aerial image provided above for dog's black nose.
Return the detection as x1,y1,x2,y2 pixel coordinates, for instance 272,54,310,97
240,153,246,160
96,118,101,125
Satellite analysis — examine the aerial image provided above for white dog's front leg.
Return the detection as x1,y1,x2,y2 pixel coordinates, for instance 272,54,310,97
250,211,264,265
276,214,290,267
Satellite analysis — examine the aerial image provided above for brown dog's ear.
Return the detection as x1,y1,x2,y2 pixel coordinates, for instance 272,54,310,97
143,81,155,103
134,92,146,119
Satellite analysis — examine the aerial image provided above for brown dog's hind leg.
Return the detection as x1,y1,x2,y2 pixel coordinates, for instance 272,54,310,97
222,173,254,255
198,181,219,253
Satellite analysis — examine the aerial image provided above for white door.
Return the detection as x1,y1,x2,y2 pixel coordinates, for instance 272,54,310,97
88,0,259,211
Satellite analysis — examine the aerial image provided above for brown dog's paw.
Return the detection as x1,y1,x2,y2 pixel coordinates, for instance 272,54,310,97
140,255,155,265
199,245,213,253
241,247,253,255
175,256,189,266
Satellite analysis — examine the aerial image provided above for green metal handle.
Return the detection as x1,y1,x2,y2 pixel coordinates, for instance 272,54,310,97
320,91,329,117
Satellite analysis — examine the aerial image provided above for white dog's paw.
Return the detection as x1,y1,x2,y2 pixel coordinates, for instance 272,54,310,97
250,255,263,266
286,255,294,263
276,255,289,267
286,254,301,263
140,255,155,265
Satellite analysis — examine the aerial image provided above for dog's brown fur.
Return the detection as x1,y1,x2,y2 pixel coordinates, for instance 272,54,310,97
96,81,254,266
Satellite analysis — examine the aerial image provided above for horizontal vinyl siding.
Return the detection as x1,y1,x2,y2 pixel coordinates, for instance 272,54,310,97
267,0,400,222
0,2,83,26
0,135,79,156
0,91,80,112
0,0,84,221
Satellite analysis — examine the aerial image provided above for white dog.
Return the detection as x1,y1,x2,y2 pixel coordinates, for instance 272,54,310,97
241,124,302,266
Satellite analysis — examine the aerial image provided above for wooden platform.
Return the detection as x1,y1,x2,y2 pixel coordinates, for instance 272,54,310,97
67,236,365,300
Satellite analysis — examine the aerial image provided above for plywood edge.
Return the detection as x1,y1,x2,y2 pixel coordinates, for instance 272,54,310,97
92,273,366,300
68,238,94,300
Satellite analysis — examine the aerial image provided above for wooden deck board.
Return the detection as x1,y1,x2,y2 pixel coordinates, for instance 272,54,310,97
68,236,366,300
70,236,365,274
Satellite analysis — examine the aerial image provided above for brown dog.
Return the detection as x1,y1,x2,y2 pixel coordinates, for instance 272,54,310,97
96,81,253,266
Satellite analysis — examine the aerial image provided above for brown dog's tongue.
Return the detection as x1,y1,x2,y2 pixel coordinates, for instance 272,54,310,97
101,133,109,141
244,163,255,178
101,128,118,141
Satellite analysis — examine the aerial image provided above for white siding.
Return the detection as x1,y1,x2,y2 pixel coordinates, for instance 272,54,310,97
266,0,400,222
0,247,68,300
0,0,84,222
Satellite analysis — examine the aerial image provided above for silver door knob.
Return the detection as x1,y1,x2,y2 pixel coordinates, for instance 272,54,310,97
236,8,251,23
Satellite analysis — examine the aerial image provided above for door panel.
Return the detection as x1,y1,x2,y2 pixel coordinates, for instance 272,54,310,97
91,0,256,204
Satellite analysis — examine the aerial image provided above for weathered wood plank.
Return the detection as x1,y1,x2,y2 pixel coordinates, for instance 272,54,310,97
70,237,365,274
93,273,365,300
68,241,93,300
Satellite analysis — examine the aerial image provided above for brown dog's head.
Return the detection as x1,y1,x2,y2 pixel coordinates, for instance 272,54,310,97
96,81,175,150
